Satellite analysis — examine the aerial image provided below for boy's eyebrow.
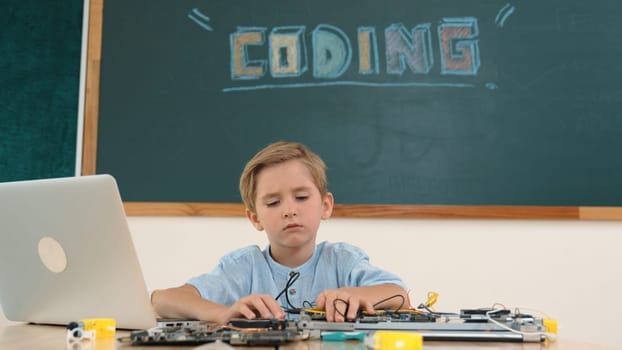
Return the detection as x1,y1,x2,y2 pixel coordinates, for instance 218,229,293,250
259,193,279,201
259,186,313,200
291,186,312,192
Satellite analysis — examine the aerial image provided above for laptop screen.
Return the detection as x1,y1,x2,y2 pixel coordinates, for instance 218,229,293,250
0,174,156,329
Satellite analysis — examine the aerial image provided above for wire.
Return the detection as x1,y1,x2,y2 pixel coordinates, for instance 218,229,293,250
332,298,350,318
426,291,438,308
301,300,315,309
274,271,301,313
373,294,406,310
512,306,554,320
330,294,409,319
416,290,439,313
484,307,556,342
274,271,299,301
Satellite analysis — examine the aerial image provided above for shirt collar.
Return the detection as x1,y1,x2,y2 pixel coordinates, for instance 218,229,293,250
263,243,320,278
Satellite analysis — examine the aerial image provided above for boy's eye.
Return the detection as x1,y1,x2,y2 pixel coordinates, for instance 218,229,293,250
266,200,280,207
295,195,309,201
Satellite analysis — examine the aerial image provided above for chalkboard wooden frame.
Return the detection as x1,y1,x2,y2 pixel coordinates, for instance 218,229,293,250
81,0,622,220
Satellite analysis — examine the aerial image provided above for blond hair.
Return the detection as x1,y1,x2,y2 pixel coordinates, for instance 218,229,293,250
239,141,327,213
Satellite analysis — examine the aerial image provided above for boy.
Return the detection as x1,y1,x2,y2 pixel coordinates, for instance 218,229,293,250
151,141,409,324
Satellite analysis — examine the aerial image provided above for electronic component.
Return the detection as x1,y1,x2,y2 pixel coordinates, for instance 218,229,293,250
120,320,301,346
460,308,511,322
228,318,290,330
67,318,116,349
296,308,553,342
121,307,556,345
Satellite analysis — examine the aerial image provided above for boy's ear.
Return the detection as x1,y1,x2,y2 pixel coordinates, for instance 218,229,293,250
321,192,334,220
246,208,264,231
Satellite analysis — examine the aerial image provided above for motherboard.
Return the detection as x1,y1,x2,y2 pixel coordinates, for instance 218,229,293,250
121,308,554,346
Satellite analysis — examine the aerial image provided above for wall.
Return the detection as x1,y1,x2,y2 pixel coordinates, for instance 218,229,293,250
128,216,621,349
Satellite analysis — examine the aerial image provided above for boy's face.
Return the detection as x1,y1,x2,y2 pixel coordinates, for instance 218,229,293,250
247,159,333,254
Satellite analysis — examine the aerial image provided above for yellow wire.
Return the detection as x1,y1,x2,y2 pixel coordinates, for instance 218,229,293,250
426,291,439,308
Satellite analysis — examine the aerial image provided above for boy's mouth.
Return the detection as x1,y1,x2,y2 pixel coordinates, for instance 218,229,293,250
283,223,302,230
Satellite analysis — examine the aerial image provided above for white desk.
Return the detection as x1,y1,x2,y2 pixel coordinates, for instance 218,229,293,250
0,322,615,350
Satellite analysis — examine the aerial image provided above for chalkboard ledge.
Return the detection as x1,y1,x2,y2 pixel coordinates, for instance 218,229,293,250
122,202,622,220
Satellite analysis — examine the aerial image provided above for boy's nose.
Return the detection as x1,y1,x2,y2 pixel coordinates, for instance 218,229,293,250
282,210,297,218
282,201,297,218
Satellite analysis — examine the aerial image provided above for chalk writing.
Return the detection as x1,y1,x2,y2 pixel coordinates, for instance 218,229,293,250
226,17,480,91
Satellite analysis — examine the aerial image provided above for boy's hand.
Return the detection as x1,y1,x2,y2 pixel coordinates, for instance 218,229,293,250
221,294,286,324
315,289,375,322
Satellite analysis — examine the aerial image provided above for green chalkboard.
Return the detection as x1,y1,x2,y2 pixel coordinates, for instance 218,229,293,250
0,0,83,182
96,0,622,206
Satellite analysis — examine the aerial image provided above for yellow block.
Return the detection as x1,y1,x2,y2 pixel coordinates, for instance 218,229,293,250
543,319,558,334
80,318,116,338
372,331,422,350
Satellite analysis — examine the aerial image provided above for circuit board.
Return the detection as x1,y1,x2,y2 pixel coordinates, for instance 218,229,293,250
120,319,301,346
121,308,552,345
297,308,550,342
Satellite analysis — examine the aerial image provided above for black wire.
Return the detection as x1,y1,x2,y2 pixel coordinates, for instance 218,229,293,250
274,271,300,313
274,271,299,300
277,280,407,320
283,272,299,312
332,298,350,318
373,294,405,310
332,294,407,319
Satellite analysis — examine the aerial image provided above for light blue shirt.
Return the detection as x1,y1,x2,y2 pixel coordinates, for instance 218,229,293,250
187,241,407,315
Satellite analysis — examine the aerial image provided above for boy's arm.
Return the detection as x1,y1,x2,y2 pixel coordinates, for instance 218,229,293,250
151,284,286,324
151,284,228,323
315,283,410,322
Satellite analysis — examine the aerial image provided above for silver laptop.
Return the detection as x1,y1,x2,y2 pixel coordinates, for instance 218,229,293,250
0,174,157,329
